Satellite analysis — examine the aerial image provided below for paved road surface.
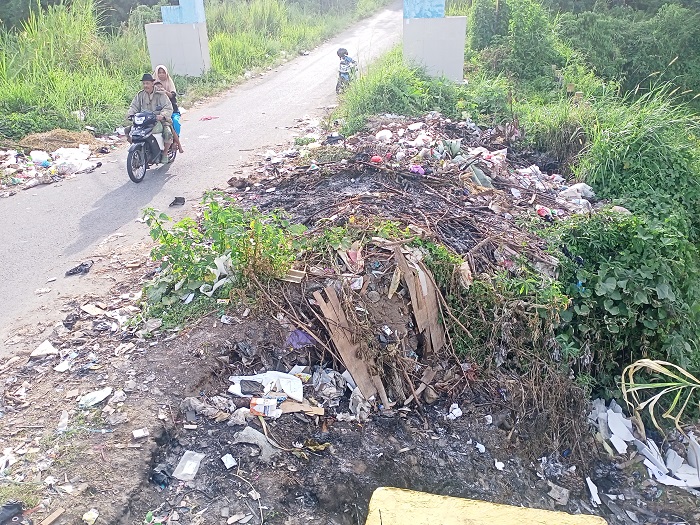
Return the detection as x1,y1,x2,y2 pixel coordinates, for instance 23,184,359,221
0,4,402,354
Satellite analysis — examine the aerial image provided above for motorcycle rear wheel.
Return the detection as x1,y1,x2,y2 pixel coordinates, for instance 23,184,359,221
127,147,147,183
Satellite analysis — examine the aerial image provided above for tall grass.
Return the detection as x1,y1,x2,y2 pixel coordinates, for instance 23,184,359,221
577,85,700,242
0,0,389,142
337,48,512,134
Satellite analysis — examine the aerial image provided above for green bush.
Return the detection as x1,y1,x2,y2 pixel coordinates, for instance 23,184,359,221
553,210,700,395
557,4,700,93
467,0,510,51
504,0,564,79
144,193,307,305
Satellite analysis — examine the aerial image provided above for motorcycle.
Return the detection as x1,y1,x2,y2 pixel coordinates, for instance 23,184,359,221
126,111,178,183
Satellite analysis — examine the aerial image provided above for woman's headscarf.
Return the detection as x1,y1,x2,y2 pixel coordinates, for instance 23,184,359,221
153,65,176,94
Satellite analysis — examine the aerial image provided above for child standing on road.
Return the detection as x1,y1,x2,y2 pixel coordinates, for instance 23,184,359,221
336,48,356,94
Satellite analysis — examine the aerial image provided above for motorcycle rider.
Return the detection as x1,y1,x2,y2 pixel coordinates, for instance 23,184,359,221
126,73,174,164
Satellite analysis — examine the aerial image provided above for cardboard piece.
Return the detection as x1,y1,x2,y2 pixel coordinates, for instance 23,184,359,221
393,247,445,354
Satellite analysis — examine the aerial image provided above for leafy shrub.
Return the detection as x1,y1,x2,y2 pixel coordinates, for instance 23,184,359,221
553,210,700,395
467,0,510,51
143,193,307,305
503,0,564,79
558,4,700,93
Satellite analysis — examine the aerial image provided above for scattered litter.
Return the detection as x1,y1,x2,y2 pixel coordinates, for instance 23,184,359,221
66,260,93,276
250,397,282,418
475,443,486,454
349,387,371,422
132,428,150,440
53,352,77,372
312,368,347,406
78,387,113,408
107,389,126,405
169,197,185,207
590,398,700,487
81,303,106,316
221,454,237,469
547,481,570,506
30,340,59,358
228,371,304,402
494,460,505,471
232,426,281,463
199,116,220,121
172,451,206,481
446,403,462,420
586,477,602,505
56,410,69,433
279,268,306,283
82,508,99,525
285,329,316,349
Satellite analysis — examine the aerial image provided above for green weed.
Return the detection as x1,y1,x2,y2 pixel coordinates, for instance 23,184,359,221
0,482,42,508
143,192,307,306
294,136,316,146
551,209,700,397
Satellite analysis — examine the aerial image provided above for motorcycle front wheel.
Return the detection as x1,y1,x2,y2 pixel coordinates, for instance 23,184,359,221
127,146,147,183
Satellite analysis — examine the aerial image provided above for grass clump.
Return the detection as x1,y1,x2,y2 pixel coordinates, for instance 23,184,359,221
576,86,700,242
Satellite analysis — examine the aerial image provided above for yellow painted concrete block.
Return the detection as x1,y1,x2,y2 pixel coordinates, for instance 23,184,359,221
365,487,608,525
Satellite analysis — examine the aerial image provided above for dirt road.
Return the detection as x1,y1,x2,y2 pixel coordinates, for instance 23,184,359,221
0,3,402,354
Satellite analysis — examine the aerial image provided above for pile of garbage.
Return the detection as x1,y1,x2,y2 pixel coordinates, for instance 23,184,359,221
228,113,617,282
589,399,700,489
0,133,118,197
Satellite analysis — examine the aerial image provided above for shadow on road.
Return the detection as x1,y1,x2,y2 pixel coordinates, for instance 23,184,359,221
64,166,175,256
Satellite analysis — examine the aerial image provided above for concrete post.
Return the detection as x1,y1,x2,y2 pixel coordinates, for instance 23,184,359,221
145,0,211,77
402,0,466,82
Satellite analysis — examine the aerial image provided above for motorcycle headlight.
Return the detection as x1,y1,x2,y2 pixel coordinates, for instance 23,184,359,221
134,116,145,125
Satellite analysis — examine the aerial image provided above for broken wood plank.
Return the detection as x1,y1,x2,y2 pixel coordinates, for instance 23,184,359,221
313,287,379,400
280,401,325,416
279,268,306,283
404,367,438,406
39,508,66,525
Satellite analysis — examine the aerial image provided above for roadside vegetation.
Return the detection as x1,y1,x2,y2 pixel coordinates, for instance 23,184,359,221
0,0,388,141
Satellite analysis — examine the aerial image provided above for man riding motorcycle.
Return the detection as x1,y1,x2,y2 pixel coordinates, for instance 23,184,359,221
126,73,174,164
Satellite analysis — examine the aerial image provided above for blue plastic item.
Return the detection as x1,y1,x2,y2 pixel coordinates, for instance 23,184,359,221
161,0,206,24
172,112,181,135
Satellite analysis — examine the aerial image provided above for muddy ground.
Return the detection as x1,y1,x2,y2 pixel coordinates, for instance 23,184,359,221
4,307,700,525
